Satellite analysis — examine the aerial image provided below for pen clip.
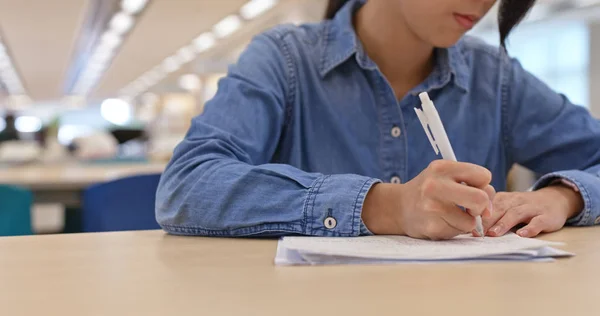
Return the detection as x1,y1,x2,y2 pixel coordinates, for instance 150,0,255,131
414,107,439,156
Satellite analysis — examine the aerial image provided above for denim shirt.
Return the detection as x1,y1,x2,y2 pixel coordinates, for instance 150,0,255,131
156,0,600,237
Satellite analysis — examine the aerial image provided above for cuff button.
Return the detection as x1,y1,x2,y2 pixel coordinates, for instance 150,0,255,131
324,217,337,229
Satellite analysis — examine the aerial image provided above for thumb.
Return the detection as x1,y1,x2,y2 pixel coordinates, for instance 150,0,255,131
516,216,547,238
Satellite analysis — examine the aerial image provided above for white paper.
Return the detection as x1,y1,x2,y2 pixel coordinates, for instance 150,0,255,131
275,233,573,266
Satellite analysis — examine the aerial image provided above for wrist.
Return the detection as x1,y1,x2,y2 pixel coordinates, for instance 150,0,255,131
362,183,404,235
540,184,584,219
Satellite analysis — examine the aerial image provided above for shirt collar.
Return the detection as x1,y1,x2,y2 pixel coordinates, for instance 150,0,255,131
319,0,470,93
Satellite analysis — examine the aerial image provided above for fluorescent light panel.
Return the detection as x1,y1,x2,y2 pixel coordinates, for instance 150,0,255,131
71,5,142,96
121,0,149,15
193,33,216,53
121,0,268,98
110,12,135,35
240,0,278,20
213,15,242,38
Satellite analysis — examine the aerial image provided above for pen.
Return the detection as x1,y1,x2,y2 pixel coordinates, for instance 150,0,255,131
414,92,485,238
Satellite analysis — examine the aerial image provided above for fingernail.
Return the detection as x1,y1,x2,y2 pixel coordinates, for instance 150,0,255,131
490,225,501,236
518,229,529,237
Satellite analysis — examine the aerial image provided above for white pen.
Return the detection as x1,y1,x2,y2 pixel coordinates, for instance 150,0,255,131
414,92,485,238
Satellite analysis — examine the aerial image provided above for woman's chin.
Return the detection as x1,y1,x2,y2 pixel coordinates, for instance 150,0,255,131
430,33,465,48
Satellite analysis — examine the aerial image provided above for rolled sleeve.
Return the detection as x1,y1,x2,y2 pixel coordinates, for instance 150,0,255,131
305,175,380,236
532,170,600,226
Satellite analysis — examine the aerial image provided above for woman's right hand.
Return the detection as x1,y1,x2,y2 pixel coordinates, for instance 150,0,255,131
362,160,495,240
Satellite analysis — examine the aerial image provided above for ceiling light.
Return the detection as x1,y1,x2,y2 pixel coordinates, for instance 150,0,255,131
101,98,132,125
86,62,107,73
0,58,12,70
177,46,197,63
15,116,42,133
179,74,201,91
193,33,216,53
91,49,114,64
162,56,182,73
213,15,242,38
121,0,149,14
100,31,123,49
110,12,135,35
240,0,278,20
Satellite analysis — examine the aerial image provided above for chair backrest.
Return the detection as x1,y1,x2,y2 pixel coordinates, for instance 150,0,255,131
82,174,162,233
0,185,33,236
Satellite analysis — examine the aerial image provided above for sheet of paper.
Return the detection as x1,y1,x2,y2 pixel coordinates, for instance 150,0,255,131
277,233,571,265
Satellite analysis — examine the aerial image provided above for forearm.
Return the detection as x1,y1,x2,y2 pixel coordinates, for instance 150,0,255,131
156,154,379,237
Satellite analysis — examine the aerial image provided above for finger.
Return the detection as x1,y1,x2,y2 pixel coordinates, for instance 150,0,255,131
435,181,491,217
429,160,492,188
482,185,496,218
488,205,537,237
516,216,550,238
482,207,504,235
439,203,477,234
482,192,515,234
470,185,496,219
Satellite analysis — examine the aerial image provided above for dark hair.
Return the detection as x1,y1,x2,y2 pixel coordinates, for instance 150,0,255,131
324,0,537,48
324,0,349,20
498,0,536,48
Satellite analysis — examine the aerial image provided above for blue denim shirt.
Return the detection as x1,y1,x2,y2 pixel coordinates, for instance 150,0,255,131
156,0,600,237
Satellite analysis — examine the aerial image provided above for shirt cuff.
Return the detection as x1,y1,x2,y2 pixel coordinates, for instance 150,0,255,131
304,175,380,237
532,170,600,226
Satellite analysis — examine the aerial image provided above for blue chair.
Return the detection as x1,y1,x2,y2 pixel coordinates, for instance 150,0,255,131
82,174,162,232
0,185,33,236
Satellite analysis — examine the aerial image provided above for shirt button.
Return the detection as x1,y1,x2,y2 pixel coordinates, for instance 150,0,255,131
594,217,600,225
324,217,337,229
391,126,402,138
391,176,401,184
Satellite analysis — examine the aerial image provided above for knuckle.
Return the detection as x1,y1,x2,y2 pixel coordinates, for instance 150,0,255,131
485,185,497,198
480,168,492,184
473,191,490,210
421,178,438,196
429,160,449,173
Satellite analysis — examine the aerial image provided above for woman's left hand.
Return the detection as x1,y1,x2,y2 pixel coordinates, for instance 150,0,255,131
478,185,584,238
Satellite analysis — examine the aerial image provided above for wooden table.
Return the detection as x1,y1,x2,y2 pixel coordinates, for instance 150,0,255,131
0,227,598,316
0,163,166,206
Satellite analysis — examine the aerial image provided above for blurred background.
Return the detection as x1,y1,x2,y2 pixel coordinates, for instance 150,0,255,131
0,0,598,235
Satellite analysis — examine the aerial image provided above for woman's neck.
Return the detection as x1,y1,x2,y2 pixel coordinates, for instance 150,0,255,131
354,1,435,99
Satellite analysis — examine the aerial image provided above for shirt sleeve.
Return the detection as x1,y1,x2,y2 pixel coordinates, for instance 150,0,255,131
504,57,600,226
155,31,380,237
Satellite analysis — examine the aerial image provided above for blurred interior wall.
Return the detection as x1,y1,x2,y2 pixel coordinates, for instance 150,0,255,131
591,22,600,118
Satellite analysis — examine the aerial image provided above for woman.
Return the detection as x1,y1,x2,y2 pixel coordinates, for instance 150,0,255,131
156,0,600,240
